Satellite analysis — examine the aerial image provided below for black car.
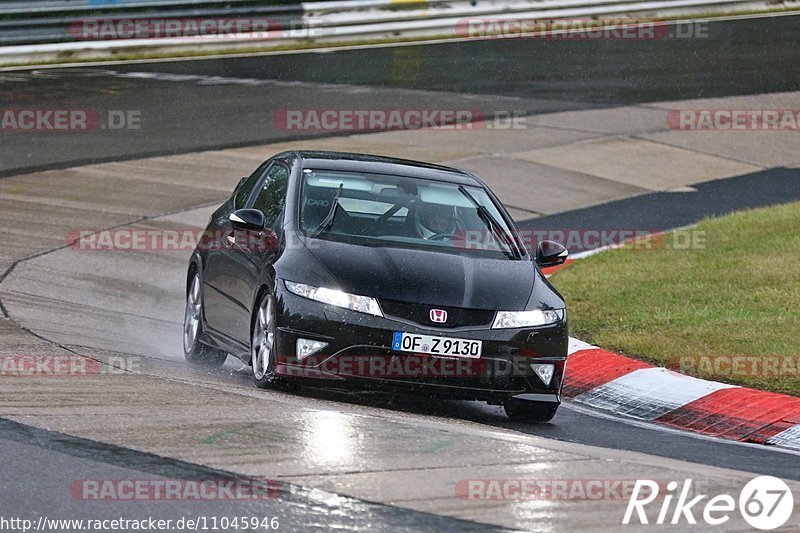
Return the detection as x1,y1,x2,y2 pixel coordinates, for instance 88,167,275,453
183,151,569,422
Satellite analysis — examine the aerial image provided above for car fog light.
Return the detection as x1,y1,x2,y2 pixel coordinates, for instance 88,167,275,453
297,338,328,360
531,363,555,386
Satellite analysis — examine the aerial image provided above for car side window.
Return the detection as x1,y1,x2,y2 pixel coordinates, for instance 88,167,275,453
250,163,290,227
234,161,271,209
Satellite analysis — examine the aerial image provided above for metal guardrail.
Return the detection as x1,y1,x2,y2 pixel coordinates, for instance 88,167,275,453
0,1,299,15
0,1,305,44
0,0,784,61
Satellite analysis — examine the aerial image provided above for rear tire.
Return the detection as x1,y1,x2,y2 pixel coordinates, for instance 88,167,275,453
503,398,559,423
183,272,227,367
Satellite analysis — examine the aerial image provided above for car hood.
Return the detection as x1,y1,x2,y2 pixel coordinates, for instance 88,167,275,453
302,238,536,310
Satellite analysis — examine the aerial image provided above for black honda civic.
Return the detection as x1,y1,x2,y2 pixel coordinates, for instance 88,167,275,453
183,151,569,422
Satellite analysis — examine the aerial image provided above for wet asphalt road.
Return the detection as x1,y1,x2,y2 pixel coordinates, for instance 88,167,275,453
0,419,499,532
1,381,797,529
107,16,799,104
1,15,799,175
270,384,800,481
1,13,800,530
516,167,800,252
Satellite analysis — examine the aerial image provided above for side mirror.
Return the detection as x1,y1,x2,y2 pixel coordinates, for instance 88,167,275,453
535,240,568,268
229,209,265,232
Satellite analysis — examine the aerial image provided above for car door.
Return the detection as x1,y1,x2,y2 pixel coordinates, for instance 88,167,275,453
202,160,270,345
206,161,290,345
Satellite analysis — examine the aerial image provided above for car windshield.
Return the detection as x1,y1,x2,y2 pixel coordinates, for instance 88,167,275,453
299,169,522,258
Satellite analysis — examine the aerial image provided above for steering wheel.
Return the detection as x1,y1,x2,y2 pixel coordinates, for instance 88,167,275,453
428,232,459,241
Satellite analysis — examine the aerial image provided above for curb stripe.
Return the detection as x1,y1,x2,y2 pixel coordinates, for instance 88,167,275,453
552,232,800,450
567,337,596,355
562,347,651,398
655,388,800,442
766,425,800,450
572,367,737,420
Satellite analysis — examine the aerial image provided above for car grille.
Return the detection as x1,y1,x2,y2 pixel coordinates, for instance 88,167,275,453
379,299,495,328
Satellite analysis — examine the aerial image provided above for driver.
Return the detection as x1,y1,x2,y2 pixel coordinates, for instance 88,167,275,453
415,202,457,239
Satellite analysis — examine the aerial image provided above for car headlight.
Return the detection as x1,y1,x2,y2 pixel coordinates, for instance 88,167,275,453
285,281,383,317
492,309,564,329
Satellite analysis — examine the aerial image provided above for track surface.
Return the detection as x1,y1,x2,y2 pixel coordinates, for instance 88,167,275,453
517,167,800,245
0,419,496,532
2,15,800,176
1,13,800,531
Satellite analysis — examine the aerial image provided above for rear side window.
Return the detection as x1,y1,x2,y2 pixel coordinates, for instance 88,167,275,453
234,161,270,209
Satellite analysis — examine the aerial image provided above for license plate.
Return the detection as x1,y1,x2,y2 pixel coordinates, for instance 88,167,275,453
392,332,482,358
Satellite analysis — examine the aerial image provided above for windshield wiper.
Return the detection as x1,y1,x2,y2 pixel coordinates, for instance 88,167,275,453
457,186,521,260
311,183,344,238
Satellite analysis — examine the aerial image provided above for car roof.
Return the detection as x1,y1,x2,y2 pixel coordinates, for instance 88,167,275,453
281,150,482,186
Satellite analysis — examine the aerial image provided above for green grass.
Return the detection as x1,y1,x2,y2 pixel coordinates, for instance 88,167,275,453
551,202,800,395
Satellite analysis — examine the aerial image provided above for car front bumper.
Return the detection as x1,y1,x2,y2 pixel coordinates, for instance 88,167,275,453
273,284,568,403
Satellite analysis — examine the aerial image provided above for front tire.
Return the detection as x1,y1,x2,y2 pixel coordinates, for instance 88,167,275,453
183,272,227,367
251,291,282,389
503,398,559,423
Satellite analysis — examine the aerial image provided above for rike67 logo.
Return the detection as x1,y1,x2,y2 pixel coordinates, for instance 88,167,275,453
624,476,794,530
